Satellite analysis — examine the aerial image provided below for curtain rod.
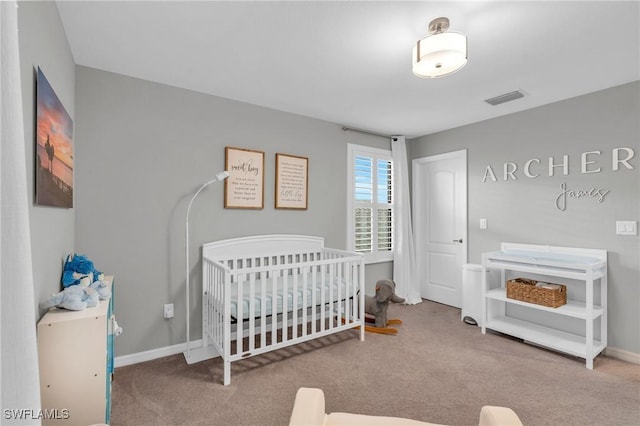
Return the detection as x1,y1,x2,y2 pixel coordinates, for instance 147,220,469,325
341,126,393,140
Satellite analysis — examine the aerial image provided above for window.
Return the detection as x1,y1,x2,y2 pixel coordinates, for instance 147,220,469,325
347,144,393,263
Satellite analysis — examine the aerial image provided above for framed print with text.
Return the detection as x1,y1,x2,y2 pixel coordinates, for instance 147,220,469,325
224,147,265,209
275,153,308,210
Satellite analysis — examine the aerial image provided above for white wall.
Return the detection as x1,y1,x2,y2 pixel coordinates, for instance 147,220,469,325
409,82,640,355
74,67,392,357
17,0,75,320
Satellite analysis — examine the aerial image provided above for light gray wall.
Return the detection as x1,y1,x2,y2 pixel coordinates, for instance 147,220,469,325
408,82,640,354
74,67,392,357
17,1,76,320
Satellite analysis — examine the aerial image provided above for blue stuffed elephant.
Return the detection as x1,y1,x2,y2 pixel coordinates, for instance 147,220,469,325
41,285,99,311
40,253,111,311
62,253,103,287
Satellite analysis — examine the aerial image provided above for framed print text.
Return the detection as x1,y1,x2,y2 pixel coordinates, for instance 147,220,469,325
275,153,308,210
224,147,265,209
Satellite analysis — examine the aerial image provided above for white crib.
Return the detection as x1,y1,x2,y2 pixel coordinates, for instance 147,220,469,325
193,234,365,385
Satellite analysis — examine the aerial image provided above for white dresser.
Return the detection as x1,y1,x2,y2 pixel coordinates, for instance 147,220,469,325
37,276,115,425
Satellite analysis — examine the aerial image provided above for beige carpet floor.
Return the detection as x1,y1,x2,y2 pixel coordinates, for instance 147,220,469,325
110,300,640,425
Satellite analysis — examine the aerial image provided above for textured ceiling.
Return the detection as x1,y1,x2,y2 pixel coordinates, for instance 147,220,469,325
56,1,640,138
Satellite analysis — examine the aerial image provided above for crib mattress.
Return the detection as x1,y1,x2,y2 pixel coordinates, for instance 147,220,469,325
225,273,353,320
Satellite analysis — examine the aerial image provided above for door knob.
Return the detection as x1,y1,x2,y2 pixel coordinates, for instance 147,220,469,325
453,238,463,243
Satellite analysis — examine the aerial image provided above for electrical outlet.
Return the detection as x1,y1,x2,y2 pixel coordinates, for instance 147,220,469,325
164,303,174,319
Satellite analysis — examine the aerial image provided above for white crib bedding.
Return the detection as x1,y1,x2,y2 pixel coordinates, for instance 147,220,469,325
227,273,353,321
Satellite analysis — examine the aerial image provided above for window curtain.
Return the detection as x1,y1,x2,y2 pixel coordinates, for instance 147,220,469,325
391,136,421,304
1,1,42,424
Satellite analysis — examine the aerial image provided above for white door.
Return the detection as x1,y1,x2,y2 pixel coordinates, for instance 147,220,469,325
413,150,467,308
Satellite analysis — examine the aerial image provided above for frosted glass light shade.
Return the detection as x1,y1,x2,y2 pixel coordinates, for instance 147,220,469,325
412,32,467,78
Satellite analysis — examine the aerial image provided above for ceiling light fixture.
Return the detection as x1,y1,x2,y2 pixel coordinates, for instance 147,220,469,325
412,17,467,78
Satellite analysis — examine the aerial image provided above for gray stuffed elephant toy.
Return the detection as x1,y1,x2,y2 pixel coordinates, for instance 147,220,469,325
364,279,405,328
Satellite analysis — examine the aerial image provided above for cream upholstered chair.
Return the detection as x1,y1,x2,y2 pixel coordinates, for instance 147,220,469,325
289,388,523,426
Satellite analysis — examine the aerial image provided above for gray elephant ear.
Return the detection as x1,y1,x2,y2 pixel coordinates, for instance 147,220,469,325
376,282,393,302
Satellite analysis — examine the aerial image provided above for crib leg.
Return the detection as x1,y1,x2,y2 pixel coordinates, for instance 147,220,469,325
223,361,231,386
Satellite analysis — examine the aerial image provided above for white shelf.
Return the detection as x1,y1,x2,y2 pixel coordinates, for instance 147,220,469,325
481,243,607,369
486,288,603,320
485,316,606,359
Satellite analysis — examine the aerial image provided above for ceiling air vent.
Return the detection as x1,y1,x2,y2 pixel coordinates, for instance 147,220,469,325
484,90,525,106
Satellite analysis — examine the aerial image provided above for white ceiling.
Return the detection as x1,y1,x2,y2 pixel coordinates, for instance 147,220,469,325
56,1,640,139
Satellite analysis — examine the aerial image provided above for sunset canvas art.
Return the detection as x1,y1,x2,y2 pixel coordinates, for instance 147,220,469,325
36,67,73,208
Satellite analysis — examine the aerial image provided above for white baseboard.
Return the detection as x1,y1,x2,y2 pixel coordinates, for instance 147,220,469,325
115,341,640,369
114,340,220,368
605,346,640,365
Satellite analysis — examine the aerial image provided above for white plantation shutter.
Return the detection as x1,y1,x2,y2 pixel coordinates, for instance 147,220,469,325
377,208,392,251
355,207,372,252
376,159,392,252
354,155,373,252
348,145,393,263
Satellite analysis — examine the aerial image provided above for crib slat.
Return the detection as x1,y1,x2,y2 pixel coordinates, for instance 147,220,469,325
328,262,335,329
311,263,317,334
353,261,358,322
336,262,344,324
202,261,210,349
342,261,349,324
219,266,224,345
283,269,289,343
260,267,267,349
223,267,232,384
292,268,298,340
320,262,326,332
301,265,308,337
215,266,222,345
249,270,256,353
236,273,244,355
271,267,278,342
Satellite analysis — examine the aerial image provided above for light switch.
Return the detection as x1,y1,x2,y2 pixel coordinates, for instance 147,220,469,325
480,218,487,230
616,221,637,236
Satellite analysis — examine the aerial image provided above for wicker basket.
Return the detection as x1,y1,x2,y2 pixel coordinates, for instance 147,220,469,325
506,278,567,308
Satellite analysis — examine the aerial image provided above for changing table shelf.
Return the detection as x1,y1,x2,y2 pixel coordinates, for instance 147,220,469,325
484,316,606,359
481,243,607,369
485,288,604,320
